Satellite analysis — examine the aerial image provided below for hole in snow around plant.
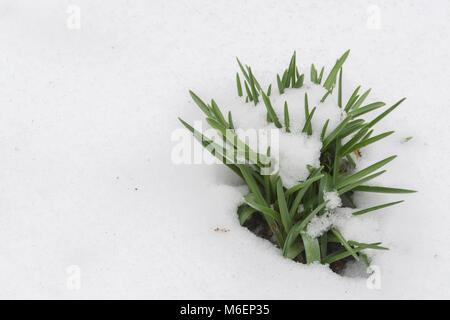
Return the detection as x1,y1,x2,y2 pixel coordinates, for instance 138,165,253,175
181,51,410,278
341,259,369,278
240,210,356,275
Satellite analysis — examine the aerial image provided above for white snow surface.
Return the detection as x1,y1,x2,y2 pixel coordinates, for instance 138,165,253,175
1,0,450,299
276,132,320,188
324,190,343,210
306,208,352,239
306,190,345,238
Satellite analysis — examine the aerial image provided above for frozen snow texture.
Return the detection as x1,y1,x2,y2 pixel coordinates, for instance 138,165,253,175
324,190,342,210
306,208,352,238
306,191,344,238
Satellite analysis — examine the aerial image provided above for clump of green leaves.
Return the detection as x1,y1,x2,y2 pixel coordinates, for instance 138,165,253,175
179,51,416,270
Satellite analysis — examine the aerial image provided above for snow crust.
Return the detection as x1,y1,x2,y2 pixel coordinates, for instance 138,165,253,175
306,208,352,239
306,190,346,239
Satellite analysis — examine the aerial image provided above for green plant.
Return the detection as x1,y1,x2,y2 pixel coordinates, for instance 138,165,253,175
179,51,416,269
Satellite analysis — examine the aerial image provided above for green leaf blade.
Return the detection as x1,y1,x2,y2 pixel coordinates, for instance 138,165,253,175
352,200,404,216
353,186,418,193
277,178,292,232
323,50,350,91
261,91,282,128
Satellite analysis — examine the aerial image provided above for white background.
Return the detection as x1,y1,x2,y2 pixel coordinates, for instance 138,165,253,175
0,0,449,299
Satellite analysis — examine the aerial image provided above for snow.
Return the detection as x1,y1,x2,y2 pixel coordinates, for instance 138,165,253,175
324,190,343,210
1,0,450,299
306,208,351,239
306,191,345,238
269,84,343,187
277,131,321,188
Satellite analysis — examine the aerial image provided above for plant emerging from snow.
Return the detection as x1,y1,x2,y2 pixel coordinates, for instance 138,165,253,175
179,51,416,269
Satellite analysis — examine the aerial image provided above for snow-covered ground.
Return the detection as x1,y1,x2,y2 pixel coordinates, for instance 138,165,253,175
0,0,449,299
